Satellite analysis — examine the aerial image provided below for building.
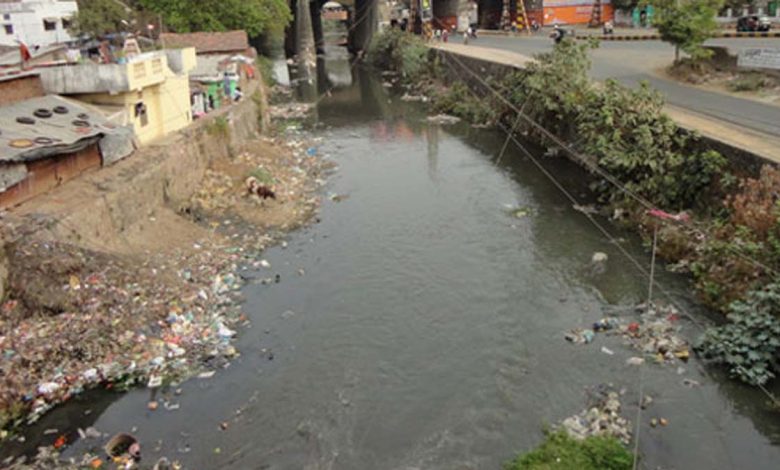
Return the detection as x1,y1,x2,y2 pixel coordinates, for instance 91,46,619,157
0,73,133,209
160,30,256,78
159,30,256,117
39,47,198,145
0,0,79,48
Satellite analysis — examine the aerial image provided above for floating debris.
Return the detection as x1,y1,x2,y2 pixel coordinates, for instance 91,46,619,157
426,114,461,125
560,386,632,444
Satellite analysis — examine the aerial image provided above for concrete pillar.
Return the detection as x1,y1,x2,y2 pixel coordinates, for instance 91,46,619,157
349,0,377,56
286,0,317,100
433,0,460,31
310,1,325,55
284,0,298,59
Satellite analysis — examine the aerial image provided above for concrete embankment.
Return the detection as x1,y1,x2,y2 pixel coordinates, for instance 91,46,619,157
431,42,780,173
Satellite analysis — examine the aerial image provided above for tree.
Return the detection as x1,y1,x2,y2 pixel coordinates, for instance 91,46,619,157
71,0,136,37
140,0,291,38
651,0,724,62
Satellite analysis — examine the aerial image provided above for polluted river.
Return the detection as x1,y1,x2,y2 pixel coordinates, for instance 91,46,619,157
6,53,780,469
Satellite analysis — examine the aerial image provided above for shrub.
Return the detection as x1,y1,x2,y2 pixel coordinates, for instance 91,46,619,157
367,29,431,82
255,55,277,87
504,431,633,470
727,73,769,92
432,82,502,125
696,283,780,385
579,80,726,209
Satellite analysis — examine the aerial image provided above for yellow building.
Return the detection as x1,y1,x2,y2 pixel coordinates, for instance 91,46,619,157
39,48,197,145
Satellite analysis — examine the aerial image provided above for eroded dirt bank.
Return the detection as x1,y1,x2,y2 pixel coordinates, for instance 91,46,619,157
0,81,328,467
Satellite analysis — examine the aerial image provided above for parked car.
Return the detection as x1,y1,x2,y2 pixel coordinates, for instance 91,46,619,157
736,15,772,32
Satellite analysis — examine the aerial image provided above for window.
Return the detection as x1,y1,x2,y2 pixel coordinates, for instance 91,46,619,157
3,24,12,35
61,17,72,29
3,14,10,21
43,19,56,31
134,102,148,127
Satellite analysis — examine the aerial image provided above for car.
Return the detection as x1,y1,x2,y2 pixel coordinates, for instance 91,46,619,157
736,15,772,32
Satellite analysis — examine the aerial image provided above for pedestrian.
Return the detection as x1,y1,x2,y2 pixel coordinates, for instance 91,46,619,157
442,28,449,43
550,24,565,44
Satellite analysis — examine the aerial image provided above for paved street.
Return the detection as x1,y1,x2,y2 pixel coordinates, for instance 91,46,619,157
472,34,780,138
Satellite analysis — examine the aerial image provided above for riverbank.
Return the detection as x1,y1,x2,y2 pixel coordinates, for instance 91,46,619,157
368,28,780,402
0,78,328,466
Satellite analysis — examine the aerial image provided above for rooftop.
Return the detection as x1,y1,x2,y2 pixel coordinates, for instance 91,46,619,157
0,95,116,164
160,31,250,54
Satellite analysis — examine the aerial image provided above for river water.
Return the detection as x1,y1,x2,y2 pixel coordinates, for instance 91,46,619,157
8,54,780,469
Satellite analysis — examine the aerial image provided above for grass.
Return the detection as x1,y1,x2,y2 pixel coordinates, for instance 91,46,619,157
727,73,770,92
206,116,230,139
247,166,275,185
504,432,634,470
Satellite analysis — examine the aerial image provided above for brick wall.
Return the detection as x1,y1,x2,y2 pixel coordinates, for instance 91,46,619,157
0,75,45,106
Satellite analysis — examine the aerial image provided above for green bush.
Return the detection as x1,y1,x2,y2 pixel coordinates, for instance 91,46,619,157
696,283,780,385
501,39,726,210
255,55,277,87
578,80,726,210
367,29,431,82
433,82,501,125
504,431,634,470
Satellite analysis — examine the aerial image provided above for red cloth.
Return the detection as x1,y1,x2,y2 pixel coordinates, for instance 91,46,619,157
647,209,690,223
19,42,31,62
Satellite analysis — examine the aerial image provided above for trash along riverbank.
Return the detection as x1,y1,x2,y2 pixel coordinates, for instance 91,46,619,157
0,94,330,468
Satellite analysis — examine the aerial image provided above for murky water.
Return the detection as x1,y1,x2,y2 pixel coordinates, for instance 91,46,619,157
6,53,780,469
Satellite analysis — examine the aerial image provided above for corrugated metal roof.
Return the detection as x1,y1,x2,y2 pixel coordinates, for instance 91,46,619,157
0,95,119,163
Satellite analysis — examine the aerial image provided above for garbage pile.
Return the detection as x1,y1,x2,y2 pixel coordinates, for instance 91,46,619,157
560,385,632,445
0,133,329,447
564,303,690,364
619,304,690,364
269,102,314,121
0,237,245,431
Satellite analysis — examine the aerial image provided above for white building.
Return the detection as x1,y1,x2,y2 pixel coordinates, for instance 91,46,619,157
0,1,78,48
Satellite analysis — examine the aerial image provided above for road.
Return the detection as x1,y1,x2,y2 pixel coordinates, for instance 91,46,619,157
472,34,780,138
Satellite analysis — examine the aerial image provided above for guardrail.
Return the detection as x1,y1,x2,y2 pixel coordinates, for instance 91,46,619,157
580,31,780,41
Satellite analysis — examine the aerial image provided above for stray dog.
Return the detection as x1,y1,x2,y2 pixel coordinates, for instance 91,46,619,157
245,176,276,203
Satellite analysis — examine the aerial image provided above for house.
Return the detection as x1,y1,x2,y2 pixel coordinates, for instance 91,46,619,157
0,73,133,209
159,30,255,79
159,30,256,117
0,0,79,48
38,46,198,145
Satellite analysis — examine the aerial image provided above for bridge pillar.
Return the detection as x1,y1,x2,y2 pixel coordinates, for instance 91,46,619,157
285,0,317,99
433,0,459,31
310,0,326,55
349,0,377,55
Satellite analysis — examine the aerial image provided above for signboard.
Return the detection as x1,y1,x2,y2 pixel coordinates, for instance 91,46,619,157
738,48,780,71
